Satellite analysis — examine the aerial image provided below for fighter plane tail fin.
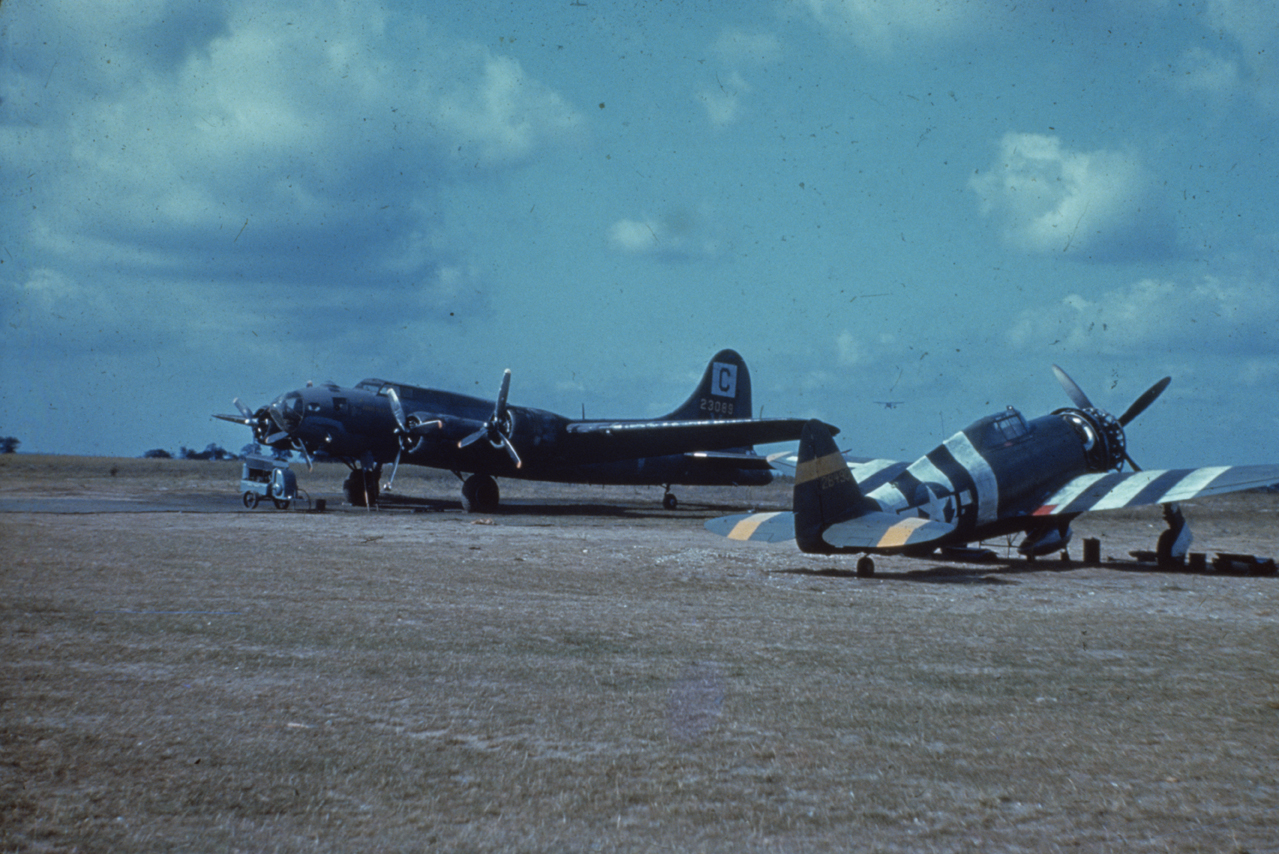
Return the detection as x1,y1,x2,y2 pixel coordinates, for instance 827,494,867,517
793,419,875,553
661,349,753,422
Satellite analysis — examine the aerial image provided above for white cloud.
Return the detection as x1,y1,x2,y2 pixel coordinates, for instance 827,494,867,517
711,29,781,66
1206,0,1279,111
696,71,750,127
1169,46,1241,98
1006,275,1279,355
608,219,663,253
800,0,983,54
696,28,778,127
970,133,1177,261
607,209,721,261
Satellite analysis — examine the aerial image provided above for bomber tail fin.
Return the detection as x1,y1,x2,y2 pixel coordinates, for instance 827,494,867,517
661,349,752,422
793,419,875,553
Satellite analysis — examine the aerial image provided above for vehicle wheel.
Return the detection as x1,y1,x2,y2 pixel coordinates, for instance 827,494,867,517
662,492,678,510
243,491,259,509
272,497,291,510
856,556,876,577
461,474,499,513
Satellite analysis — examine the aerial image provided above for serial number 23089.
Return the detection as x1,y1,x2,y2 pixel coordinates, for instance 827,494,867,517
699,397,735,416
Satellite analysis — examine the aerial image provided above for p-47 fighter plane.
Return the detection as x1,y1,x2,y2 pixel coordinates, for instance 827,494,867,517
215,350,834,511
708,366,1279,575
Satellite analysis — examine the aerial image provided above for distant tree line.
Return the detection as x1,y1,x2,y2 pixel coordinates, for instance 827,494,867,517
140,443,297,461
141,442,241,461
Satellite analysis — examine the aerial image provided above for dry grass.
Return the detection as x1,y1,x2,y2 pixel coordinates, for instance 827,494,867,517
2,456,1278,852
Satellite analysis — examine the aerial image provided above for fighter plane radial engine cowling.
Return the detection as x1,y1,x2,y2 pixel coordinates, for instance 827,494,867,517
1051,365,1171,473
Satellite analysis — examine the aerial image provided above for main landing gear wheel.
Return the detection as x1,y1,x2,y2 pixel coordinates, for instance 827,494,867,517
343,470,381,507
662,491,678,510
857,556,876,577
461,473,500,513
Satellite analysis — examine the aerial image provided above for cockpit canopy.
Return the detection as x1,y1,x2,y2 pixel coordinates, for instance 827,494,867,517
969,407,1031,451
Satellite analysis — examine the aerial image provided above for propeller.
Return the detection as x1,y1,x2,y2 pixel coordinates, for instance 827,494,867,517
382,386,449,488
458,369,523,468
1052,365,1170,471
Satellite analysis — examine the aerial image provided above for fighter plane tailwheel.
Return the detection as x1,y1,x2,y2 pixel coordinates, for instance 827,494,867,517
662,491,678,510
461,473,500,513
856,555,876,577
243,492,260,509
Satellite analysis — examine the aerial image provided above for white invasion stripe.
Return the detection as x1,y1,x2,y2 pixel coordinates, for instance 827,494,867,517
1087,470,1169,511
850,459,904,482
944,432,999,523
1157,466,1230,503
1042,472,1108,510
904,454,953,493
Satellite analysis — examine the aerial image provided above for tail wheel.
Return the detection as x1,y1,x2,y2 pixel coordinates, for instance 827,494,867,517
856,556,875,577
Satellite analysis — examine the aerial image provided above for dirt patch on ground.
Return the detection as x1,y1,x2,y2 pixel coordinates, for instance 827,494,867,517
2,457,1278,852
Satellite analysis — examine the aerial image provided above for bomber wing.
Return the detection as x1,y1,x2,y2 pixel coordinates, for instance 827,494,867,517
1032,465,1279,517
562,418,836,464
766,449,910,490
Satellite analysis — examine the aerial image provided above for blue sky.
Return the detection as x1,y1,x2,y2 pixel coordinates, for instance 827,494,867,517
3,0,1278,468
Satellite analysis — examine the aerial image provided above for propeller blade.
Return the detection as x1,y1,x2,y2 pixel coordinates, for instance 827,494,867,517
386,447,402,491
264,431,290,445
234,397,254,419
1118,376,1171,426
267,401,290,433
1052,365,1094,410
1122,450,1144,473
494,369,512,419
295,441,313,472
213,413,254,426
498,434,523,469
458,429,487,450
385,386,408,433
410,418,444,433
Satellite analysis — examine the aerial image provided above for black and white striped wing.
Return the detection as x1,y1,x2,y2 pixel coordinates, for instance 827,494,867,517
1032,465,1279,517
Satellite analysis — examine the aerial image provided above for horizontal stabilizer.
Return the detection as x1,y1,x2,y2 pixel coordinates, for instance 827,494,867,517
821,512,955,552
706,511,796,543
1033,464,1279,516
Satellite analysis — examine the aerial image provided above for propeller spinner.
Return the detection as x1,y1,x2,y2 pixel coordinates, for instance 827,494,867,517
1052,365,1170,472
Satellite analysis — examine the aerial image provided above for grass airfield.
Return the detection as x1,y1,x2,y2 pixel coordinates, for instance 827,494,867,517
3,455,1278,852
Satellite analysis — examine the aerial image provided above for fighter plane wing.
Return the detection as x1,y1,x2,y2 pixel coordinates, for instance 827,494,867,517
563,418,837,464
820,512,956,551
707,508,955,551
1032,465,1279,516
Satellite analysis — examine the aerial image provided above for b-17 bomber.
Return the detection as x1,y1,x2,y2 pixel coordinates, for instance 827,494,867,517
216,350,834,512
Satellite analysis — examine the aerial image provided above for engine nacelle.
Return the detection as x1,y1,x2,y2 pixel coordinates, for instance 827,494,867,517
1056,407,1126,471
